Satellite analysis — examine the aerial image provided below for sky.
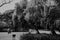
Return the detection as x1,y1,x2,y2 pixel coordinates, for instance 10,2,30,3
0,0,34,14
0,0,22,13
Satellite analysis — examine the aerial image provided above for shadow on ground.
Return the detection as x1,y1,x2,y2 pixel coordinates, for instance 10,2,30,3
20,33,60,40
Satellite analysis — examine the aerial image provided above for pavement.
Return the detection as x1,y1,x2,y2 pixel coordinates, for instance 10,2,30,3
0,32,28,40
0,30,60,40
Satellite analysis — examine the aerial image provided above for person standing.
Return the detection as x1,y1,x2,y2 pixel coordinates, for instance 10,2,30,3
12,34,16,40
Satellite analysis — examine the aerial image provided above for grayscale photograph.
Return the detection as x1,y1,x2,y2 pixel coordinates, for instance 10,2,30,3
0,0,60,40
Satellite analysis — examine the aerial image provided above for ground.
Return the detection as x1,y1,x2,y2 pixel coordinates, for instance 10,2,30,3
0,32,28,40
0,30,60,40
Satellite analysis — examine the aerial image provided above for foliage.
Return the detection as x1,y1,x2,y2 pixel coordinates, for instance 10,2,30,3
0,0,60,32
0,10,13,28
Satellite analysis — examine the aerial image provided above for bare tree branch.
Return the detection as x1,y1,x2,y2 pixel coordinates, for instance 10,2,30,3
0,0,13,7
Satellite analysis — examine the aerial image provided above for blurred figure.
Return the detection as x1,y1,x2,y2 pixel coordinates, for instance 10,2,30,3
8,28,11,34
12,34,16,40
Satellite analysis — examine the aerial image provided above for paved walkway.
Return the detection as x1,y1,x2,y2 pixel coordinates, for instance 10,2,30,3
0,30,60,40
0,32,28,40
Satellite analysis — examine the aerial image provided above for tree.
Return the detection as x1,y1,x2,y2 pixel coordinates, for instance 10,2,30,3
45,0,59,35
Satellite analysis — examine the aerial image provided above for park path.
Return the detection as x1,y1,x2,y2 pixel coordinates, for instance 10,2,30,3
0,32,28,40
0,30,60,40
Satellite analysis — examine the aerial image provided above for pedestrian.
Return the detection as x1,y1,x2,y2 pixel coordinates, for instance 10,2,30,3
12,34,16,40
